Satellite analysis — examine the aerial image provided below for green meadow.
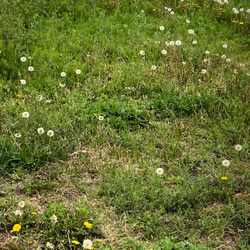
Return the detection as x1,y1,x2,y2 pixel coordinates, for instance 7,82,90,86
0,0,249,249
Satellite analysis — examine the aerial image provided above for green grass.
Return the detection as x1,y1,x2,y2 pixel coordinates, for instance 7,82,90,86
0,0,249,249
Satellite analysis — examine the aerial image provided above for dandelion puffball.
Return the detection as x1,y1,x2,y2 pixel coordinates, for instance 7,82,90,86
83,239,93,249
47,130,54,137
28,66,34,71
20,57,27,62
156,168,164,176
222,160,230,167
22,112,30,118
76,69,81,74
151,65,157,70
37,128,45,135
161,50,167,55
159,26,165,31
61,72,66,77
235,144,242,151
139,50,145,56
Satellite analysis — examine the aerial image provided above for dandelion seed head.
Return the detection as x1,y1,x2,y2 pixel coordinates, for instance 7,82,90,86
201,69,207,74
175,40,182,46
156,168,164,176
15,133,22,138
226,58,231,63
161,49,167,55
37,95,43,101
28,66,34,72
46,242,55,249
188,29,194,34
186,19,190,23
61,72,66,77
222,159,230,167
139,50,145,56
235,144,242,151
47,130,54,137
22,112,30,118
83,239,93,249
14,210,23,216
37,127,45,135
223,44,228,48
20,79,26,85
98,116,104,121
76,69,81,74
221,54,227,59
151,65,157,70
192,40,197,45
205,50,210,54
169,41,175,46
159,26,165,31
50,214,58,223
18,201,25,208
20,57,27,62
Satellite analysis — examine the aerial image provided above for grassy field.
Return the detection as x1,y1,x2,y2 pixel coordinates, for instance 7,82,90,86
0,0,249,249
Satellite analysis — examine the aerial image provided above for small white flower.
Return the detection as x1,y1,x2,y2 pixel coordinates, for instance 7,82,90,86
205,50,210,54
169,41,175,46
222,160,230,167
46,242,54,249
192,40,197,45
175,40,182,46
240,8,244,12
232,8,237,11
151,65,157,70
161,49,167,55
226,58,231,63
37,95,43,101
50,214,58,223
188,29,194,34
235,144,242,151
37,127,45,135
247,9,250,14
15,133,22,138
76,69,81,74
223,44,228,48
201,69,207,74
221,54,227,59
155,41,160,44
98,116,104,121
156,168,164,176
18,201,25,208
20,57,27,62
22,112,30,118
139,50,145,56
28,66,34,71
182,62,186,65
59,83,65,87
61,72,66,77
159,26,165,31
83,239,93,249
20,79,26,85
47,130,54,137
170,11,174,15
14,210,23,216
186,19,190,23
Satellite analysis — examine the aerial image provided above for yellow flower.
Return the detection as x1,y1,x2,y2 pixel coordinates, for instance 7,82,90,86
72,240,80,245
221,176,227,181
13,224,21,232
17,94,22,98
31,212,37,215
90,247,94,250
96,239,102,242
28,241,32,244
153,9,156,11
84,221,93,229
239,22,244,25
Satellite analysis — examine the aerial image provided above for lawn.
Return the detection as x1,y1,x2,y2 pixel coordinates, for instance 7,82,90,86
0,0,249,249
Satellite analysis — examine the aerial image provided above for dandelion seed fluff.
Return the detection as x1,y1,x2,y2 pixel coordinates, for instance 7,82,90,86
192,40,197,45
156,168,164,176
50,214,58,223
161,50,167,55
186,19,190,23
14,210,23,216
83,239,93,249
235,144,242,151
22,112,30,118
37,127,45,135
151,65,157,70
188,29,194,34
20,57,27,62
221,54,226,59
201,69,207,74
15,133,22,138
159,26,165,31
46,242,54,249
222,160,230,167
47,130,54,137
205,50,210,54
18,201,25,208
20,79,26,85
169,41,175,46
76,69,81,74
98,116,104,121
28,66,34,71
223,44,228,48
175,40,182,46
139,50,145,56
61,72,66,77
226,58,231,63
170,11,174,15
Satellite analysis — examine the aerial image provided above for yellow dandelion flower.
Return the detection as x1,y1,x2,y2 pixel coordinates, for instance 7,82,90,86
96,239,102,242
90,247,94,250
84,221,93,229
31,212,37,215
153,9,156,11
17,94,22,98
221,176,227,181
13,224,21,232
232,20,236,23
28,241,32,244
239,22,244,25
72,240,80,245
